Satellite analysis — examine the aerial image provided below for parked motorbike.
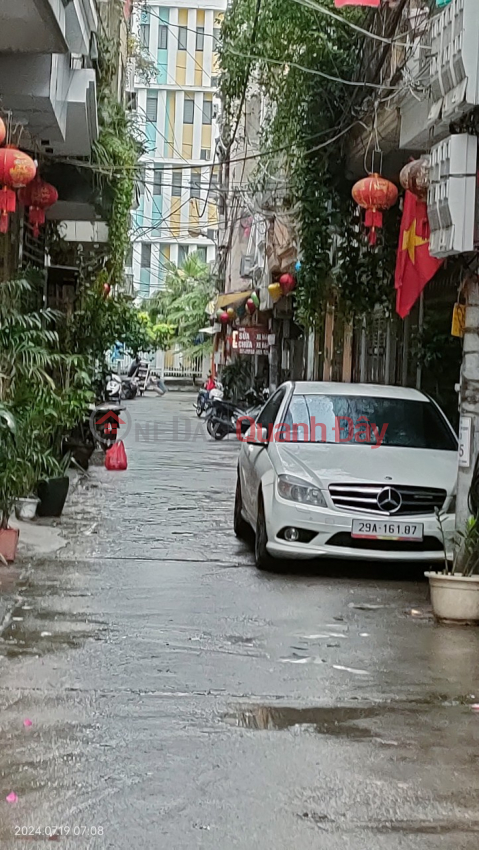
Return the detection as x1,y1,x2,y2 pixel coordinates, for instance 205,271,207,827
106,373,138,401
194,380,224,416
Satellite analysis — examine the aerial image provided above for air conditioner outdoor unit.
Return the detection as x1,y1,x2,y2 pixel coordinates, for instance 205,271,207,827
240,254,254,278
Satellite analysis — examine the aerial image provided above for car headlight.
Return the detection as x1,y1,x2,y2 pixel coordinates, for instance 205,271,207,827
277,474,327,507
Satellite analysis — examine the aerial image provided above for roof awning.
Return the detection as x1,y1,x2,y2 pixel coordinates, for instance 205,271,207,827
198,323,221,335
216,289,252,308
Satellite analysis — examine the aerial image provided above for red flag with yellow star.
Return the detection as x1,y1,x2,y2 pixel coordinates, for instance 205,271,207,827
395,190,443,319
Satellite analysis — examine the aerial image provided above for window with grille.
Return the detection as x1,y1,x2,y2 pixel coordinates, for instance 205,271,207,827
146,92,158,121
139,23,150,48
200,148,210,161
178,26,187,50
158,24,168,50
178,245,188,267
211,76,219,90
196,27,204,51
141,243,151,268
202,98,212,125
138,167,146,195
183,97,195,124
172,171,182,196
153,167,163,195
213,27,221,47
190,170,201,199
196,246,207,263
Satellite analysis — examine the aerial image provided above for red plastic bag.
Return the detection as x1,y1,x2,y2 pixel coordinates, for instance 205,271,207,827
105,440,128,470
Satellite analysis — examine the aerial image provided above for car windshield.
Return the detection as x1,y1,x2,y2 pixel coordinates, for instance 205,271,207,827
279,394,457,450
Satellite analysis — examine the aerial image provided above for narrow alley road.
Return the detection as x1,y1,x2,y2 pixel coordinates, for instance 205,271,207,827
1,394,479,849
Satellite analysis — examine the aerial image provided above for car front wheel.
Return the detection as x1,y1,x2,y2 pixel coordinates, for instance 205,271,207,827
234,475,250,540
255,493,276,571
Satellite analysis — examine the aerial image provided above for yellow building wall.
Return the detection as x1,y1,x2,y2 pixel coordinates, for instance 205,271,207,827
189,199,200,229
170,198,182,237
176,52,186,86
182,123,193,158
166,92,176,157
201,123,212,151
208,202,218,225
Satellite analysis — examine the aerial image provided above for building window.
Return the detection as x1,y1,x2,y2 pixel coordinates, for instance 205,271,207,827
202,98,213,125
126,244,133,267
141,243,151,268
178,26,187,50
196,246,207,263
190,170,201,199
213,27,221,48
200,148,211,161
211,75,219,90
183,97,195,124
178,245,188,267
207,229,217,242
196,27,204,51
138,166,146,196
146,92,158,122
139,23,150,49
158,24,168,50
153,167,163,195
172,171,182,197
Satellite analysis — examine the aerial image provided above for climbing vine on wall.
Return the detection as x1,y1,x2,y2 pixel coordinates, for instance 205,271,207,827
220,0,400,326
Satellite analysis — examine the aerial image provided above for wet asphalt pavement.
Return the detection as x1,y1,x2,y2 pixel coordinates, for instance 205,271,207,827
1,393,479,848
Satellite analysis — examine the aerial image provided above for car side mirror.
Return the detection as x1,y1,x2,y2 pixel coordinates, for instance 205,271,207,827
243,425,268,447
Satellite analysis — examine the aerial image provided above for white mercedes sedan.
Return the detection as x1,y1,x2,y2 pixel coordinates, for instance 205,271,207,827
234,382,457,570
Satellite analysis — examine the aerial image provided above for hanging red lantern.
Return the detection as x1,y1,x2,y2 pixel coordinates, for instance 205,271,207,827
279,273,296,294
351,173,398,246
246,298,256,315
0,118,6,147
18,176,58,238
0,147,36,233
219,310,229,324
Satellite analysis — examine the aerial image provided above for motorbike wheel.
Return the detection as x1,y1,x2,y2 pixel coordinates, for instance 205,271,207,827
206,417,216,437
196,401,204,417
213,421,228,441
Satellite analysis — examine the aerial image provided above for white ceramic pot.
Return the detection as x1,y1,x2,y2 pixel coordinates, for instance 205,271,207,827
15,497,39,522
425,572,479,624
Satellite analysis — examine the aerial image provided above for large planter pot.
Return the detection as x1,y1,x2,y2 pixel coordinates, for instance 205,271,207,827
36,476,70,518
0,528,19,562
425,571,479,625
15,497,40,521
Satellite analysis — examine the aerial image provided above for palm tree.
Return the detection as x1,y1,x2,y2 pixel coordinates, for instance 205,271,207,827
147,252,216,353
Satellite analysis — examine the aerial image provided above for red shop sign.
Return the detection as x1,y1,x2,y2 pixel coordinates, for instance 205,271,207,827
234,327,270,355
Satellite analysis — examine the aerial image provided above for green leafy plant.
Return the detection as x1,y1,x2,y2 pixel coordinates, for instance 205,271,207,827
148,253,216,354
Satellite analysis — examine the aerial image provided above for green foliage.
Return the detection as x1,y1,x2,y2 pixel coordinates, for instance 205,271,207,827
220,0,399,325
148,253,216,353
0,275,62,402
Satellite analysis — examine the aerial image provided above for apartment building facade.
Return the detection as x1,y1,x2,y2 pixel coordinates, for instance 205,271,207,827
129,0,225,297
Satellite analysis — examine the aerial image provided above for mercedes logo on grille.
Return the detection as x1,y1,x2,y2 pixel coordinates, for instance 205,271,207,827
377,487,402,514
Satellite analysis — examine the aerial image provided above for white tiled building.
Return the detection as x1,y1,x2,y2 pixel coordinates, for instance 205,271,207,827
128,0,225,297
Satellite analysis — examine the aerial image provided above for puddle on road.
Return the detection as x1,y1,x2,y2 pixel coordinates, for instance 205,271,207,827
223,705,382,739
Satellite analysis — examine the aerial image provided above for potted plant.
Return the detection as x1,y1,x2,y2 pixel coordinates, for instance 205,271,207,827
36,453,70,518
0,406,31,561
426,512,479,624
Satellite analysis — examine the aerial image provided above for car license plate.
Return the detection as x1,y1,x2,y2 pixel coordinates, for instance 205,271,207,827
351,519,423,541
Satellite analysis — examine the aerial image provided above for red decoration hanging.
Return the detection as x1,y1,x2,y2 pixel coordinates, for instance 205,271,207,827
219,310,229,324
246,298,256,315
0,118,6,147
352,173,398,246
18,176,58,238
0,147,36,233
279,273,296,294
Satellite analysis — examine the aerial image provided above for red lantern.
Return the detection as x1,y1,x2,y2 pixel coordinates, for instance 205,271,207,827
352,173,398,246
246,298,256,315
219,310,229,324
0,118,5,147
18,176,58,238
279,273,296,294
0,147,36,233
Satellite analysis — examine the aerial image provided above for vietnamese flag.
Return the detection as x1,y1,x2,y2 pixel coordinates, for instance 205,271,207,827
395,190,443,319
334,0,380,6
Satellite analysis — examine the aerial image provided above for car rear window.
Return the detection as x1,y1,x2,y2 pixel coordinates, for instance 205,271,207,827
280,394,457,450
